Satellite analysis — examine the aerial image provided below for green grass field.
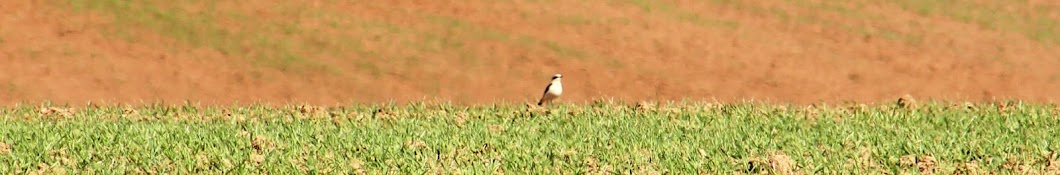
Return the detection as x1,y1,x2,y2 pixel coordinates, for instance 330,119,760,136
1,101,1058,174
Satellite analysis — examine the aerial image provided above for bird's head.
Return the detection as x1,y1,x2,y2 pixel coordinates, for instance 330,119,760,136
552,74,563,80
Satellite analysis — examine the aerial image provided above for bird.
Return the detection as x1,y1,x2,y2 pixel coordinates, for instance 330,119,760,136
537,74,563,106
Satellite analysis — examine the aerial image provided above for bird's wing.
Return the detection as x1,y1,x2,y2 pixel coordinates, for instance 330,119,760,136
538,84,555,99
537,83,554,106
541,83,552,96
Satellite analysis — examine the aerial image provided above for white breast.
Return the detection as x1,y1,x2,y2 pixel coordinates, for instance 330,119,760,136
548,80,563,95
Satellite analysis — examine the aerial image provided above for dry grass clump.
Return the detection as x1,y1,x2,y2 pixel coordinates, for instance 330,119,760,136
950,102,977,111
349,158,367,175
917,155,937,175
896,94,917,109
251,136,275,152
524,103,550,115
453,111,468,128
845,103,869,113
768,153,800,175
996,101,1010,113
738,152,801,174
899,155,917,167
250,153,265,164
295,104,324,115
38,107,75,119
372,107,396,121
0,142,11,155
842,147,882,172
635,101,656,112
1052,105,1060,117
404,139,428,150
896,154,937,174
584,156,614,175
956,161,983,174
487,124,506,134
1047,156,1060,174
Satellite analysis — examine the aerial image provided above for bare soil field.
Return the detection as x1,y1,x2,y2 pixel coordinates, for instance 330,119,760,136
1,0,1059,105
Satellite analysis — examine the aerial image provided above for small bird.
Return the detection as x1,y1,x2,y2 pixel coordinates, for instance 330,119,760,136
537,74,563,106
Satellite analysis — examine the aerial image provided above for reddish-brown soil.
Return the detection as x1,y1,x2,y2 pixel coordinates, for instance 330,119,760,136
1,0,1059,105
